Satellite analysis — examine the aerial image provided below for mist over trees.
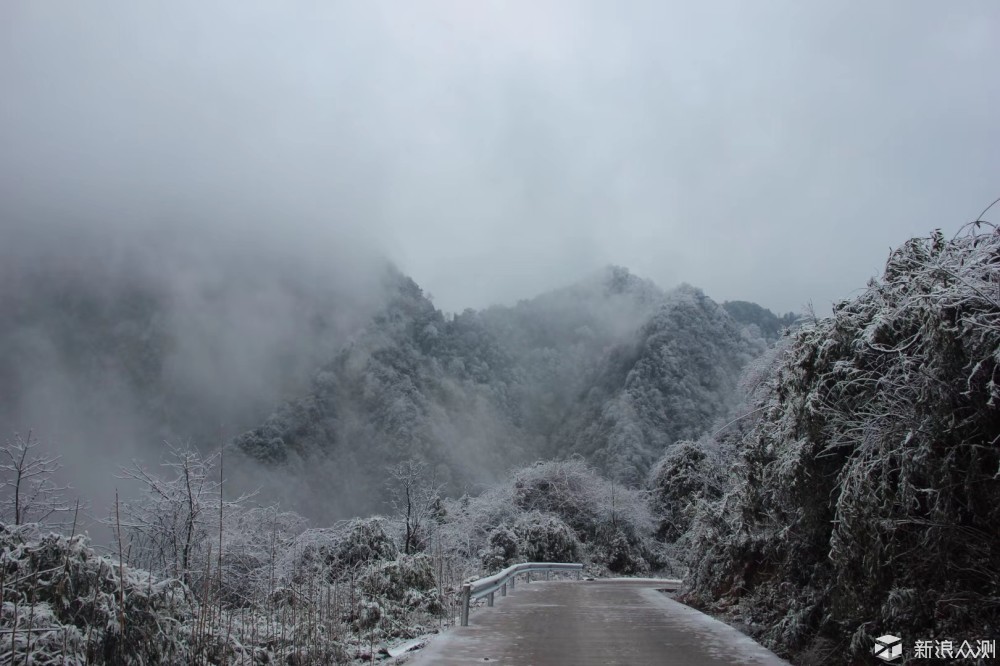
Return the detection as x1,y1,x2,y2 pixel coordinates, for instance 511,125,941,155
555,284,766,484
231,266,775,518
0,228,391,443
721,301,798,342
0,223,783,526
0,228,394,519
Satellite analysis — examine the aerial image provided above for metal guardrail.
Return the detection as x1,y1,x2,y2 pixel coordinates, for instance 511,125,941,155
459,562,583,626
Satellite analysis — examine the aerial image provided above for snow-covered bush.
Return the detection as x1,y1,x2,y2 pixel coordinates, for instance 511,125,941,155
218,504,308,604
511,459,604,536
648,439,725,542
441,459,657,575
282,516,399,585
593,524,648,575
357,554,443,633
0,520,373,664
512,459,656,571
439,484,520,564
331,517,399,570
0,524,199,664
513,512,580,563
480,525,518,573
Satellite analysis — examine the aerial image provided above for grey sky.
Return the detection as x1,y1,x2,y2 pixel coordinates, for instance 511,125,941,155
2,1,998,315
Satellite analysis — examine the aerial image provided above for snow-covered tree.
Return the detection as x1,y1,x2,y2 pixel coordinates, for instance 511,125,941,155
386,459,442,555
116,445,246,586
0,431,72,526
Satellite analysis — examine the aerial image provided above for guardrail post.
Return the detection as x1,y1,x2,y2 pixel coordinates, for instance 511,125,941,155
460,584,471,627
488,592,494,607
510,575,515,590
501,583,507,597
545,570,550,581
526,572,531,583
576,569,581,580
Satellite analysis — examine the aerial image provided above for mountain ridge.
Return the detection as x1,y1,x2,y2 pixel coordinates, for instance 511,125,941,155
232,265,789,517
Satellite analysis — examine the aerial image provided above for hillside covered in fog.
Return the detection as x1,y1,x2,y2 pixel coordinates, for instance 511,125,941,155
0,240,794,520
229,264,793,516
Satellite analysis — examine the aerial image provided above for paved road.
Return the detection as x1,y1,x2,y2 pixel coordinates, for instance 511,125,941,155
404,579,789,666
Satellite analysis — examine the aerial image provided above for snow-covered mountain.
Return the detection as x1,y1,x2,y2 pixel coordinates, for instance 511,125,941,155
232,266,780,515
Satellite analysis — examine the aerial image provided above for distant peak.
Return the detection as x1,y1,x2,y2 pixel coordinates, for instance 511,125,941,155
591,265,662,301
597,265,633,294
670,283,710,301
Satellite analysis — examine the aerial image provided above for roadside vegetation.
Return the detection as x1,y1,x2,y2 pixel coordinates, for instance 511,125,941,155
0,444,660,664
652,224,1000,664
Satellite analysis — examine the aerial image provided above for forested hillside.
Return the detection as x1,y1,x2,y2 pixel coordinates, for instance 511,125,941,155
1,236,782,522
721,301,798,342
232,266,773,516
657,225,1000,665
554,284,765,483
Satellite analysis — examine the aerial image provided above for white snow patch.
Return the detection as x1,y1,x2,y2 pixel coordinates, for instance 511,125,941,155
387,637,428,657
587,577,683,586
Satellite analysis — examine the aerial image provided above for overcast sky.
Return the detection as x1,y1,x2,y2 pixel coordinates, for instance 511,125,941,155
2,0,998,315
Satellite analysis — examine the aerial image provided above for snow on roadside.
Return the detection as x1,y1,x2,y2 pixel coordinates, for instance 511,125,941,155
640,587,791,665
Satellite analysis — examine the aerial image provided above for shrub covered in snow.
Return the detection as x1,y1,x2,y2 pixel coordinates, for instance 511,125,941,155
0,516,448,665
284,517,400,585
513,512,580,563
513,458,660,574
330,517,400,570
593,523,650,575
480,525,519,573
648,439,726,542
218,504,308,605
0,524,199,664
442,459,657,575
511,459,604,534
357,554,443,633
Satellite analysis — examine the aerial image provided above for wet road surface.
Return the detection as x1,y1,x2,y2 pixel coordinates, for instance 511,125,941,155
404,579,789,666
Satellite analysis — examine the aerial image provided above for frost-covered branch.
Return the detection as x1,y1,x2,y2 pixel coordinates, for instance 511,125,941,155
0,432,73,526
